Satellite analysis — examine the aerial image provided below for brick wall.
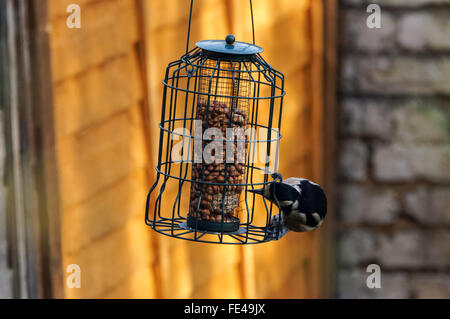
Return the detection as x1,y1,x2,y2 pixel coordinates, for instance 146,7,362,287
337,0,450,298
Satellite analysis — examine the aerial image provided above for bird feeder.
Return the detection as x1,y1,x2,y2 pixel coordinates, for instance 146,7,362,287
145,2,285,244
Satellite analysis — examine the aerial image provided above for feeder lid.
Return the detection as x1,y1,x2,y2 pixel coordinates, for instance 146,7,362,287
196,34,263,56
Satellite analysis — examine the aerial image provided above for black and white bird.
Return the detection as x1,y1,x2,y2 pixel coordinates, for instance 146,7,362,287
248,174,327,239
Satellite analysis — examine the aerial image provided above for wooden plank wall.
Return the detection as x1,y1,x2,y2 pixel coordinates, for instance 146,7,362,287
142,0,327,298
143,0,244,299
47,0,327,298
48,0,155,298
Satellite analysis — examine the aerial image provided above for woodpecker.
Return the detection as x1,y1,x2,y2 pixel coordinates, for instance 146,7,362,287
248,174,327,239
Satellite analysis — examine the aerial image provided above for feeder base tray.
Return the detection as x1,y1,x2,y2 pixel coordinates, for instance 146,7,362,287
187,216,240,233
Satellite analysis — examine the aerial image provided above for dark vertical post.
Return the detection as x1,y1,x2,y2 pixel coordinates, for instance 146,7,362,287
1,0,63,298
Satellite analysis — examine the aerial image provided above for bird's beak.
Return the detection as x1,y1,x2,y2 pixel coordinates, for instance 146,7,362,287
248,188,265,196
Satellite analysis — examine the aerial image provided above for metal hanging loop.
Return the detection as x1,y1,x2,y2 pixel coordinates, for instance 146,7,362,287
186,0,195,55
185,0,257,55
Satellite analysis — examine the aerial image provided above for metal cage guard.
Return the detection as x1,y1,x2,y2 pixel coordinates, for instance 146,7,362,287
145,2,286,245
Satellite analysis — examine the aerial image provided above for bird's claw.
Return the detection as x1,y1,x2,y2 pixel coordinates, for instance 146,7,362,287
268,214,289,240
270,172,283,182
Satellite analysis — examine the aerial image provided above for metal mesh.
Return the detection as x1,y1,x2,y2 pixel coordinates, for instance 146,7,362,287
188,59,251,227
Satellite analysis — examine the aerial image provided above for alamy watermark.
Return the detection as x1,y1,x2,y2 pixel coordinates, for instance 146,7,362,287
367,4,381,29
66,4,81,29
66,264,81,289
366,264,381,289
171,120,280,174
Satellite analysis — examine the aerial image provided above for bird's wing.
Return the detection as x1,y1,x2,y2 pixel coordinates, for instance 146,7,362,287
283,177,302,185
283,177,303,195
